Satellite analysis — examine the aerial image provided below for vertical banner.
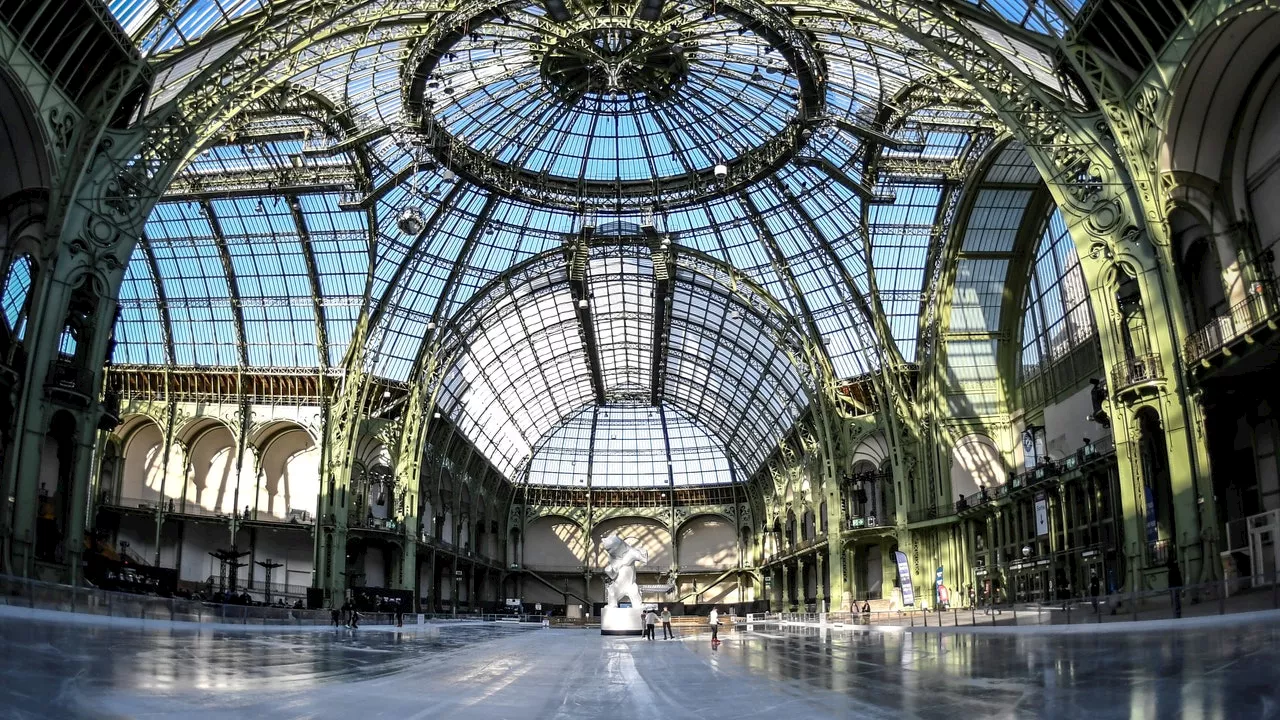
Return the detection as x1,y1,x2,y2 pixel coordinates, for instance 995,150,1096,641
894,551,915,607
1034,494,1050,537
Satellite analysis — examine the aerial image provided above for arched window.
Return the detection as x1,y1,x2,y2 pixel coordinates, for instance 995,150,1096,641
2,254,32,338
57,324,78,357
1019,209,1098,394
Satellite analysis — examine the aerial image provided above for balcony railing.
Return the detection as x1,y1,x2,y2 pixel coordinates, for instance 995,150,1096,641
1110,352,1163,391
907,505,956,524
46,361,95,405
1184,278,1278,364
99,494,314,525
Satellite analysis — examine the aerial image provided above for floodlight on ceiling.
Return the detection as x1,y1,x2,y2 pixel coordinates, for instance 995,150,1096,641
398,208,426,235
442,168,457,182
713,163,728,180
578,299,590,310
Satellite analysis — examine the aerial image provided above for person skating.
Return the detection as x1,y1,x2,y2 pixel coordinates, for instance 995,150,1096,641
350,608,360,629
331,606,341,628
1089,571,1101,613
709,608,720,644
644,609,658,640
661,607,673,639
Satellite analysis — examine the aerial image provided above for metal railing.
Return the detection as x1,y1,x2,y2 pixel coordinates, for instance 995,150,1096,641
204,576,310,599
1111,352,1164,391
907,505,955,524
746,571,1280,629
99,495,315,525
1184,277,1278,363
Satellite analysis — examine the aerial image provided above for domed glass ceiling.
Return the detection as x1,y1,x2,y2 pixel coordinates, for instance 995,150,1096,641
406,0,821,206
103,0,1085,483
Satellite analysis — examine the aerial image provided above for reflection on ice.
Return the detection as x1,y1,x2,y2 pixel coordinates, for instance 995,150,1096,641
1,612,1276,719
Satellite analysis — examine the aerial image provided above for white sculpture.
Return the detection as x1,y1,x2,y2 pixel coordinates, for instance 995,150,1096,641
601,533,648,608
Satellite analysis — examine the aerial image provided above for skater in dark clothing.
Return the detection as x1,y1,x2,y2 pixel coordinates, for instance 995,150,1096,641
331,607,341,627
1167,559,1183,618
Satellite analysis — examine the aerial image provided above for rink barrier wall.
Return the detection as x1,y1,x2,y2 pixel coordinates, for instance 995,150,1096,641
0,574,544,627
746,570,1280,630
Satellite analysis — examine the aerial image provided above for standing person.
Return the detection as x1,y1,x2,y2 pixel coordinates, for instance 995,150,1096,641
644,609,658,640
1167,559,1183,618
350,608,360,629
1089,571,1101,614
341,599,352,627
331,606,341,628
709,608,720,644
661,607,673,640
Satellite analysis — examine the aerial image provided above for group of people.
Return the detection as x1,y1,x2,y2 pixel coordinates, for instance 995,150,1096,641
332,601,360,628
641,607,675,640
640,607,724,645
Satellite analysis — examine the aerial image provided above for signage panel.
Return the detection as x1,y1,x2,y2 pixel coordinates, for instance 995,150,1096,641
893,551,915,607
1035,494,1050,537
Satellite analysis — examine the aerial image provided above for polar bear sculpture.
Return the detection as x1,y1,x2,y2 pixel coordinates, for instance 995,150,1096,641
600,533,648,608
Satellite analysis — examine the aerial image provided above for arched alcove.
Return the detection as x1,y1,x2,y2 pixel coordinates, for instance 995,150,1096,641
677,515,738,569
592,516,670,569
522,516,585,569
181,420,242,516
255,424,319,522
951,434,1004,500
1167,206,1233,331
116,417,179,505
0,71,52,248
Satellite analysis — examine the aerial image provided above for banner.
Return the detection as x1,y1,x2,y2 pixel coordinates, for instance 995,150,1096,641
894,551,915,607
1034,494,1050,537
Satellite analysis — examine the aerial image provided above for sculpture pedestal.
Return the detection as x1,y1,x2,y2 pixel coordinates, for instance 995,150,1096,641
600,606,644,636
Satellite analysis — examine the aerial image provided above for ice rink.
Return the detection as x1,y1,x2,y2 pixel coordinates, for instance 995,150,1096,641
2,611,1279,719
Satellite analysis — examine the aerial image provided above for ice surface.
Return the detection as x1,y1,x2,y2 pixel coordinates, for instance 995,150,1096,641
1,610,1278,719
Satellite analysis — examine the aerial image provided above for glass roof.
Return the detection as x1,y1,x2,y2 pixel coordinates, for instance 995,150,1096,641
527,404,736,487
102,0,1054,482
414,3,809,198
431,244,807,478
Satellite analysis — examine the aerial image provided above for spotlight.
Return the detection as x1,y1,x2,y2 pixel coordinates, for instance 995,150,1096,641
713,163,728,180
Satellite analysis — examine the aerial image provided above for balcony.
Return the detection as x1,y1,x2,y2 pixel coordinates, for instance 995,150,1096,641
1110,353,1164,398
1184,277,1279,370
46,361,95,407
97,494,315,527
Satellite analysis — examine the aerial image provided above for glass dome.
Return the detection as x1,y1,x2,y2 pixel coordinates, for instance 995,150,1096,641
404,0,826,207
